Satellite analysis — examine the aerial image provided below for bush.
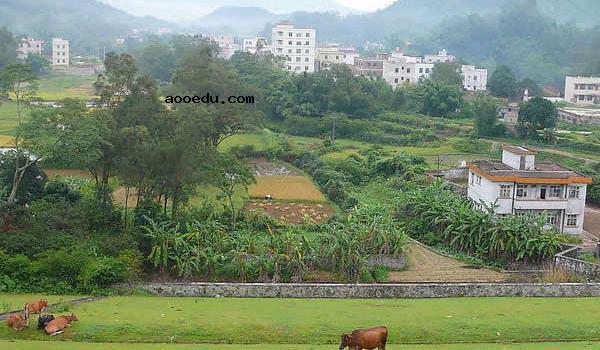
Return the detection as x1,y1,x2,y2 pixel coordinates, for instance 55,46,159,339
33,249,90,287
78,256,127,291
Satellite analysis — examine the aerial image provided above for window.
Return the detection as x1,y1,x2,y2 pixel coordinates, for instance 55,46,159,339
296,33,302,37
419,68,423,73
296,49,301,53
306,33,310,37
425,68,430,73
499,185,512,198
549,185,562,198
545,214,557,225
474,76,477,81
295,57,301,62
395,68,399,73
394,78,398,83
278,31,283,36
305,57,309,62
568,186,581,199
305,41,310,45
305,49,309,54
305,66,309,71
296,41,302,45
516,184,528,198
288,41,293,45
471,173,482,186
288,33,293,37
566,214,578,227
407,68,410,73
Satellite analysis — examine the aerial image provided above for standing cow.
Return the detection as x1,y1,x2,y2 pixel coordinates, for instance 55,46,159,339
339,326,388,350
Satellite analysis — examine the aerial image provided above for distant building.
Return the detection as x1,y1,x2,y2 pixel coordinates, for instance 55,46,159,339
564,76,600,106
353,54,387,79
208,35,239,60
467,145,591,234
498,103,519,124
271,22,316,73
51,38,69,66
317,44,358,70
557,108,600,126
16,37,44,60
423,48,455,63
242,37,269,54
461,65,487,91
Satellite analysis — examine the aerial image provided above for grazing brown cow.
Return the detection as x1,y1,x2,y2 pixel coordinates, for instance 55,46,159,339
25,299,48,318
6,313,28,331
339,326,388,350
44,314,78,336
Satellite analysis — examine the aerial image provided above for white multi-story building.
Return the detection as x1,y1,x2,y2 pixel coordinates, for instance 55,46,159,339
382,49,432,88
317,44,358,70
423,48,455,64
467,145,591,234
208,35,239,60
17,37,44,60
51,38,69,66
461,65,487,91
564,76,600,106
271,22,316,73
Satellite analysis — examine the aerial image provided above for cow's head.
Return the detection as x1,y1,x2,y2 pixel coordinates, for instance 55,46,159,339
339,334,352,349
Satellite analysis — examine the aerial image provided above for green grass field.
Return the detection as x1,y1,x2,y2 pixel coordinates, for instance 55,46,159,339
4,340,600,350
0,102,23,137
2,296,600,346
36,75,96,100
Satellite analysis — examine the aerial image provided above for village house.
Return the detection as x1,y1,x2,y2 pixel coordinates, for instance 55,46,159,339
498,103,520,124
317,44,358,70
467,145,591,234
352,54,387,79
271,22,316,73
51,38,69,66
16,37,44,60
564,76,600,106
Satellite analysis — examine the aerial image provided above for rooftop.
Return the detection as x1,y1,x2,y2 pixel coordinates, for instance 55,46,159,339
468,160,592,184
501,145,538,155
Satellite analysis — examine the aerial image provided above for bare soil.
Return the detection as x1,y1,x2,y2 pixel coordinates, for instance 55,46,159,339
245,200,335,224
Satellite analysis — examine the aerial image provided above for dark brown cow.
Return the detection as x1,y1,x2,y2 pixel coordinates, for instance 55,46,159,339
339,326,388,350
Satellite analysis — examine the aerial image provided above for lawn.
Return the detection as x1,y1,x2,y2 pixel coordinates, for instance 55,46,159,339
4,340,600,350
0,102,24,137
2,296,600,345
0,294,82,314
36,74,96,100
248,176,326,202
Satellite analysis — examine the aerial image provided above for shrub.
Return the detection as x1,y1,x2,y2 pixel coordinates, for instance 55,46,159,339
78,256,127,291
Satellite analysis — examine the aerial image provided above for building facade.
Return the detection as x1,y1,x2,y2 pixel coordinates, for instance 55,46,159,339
17,37,44,60
271,22,316,73
51,38,69,66
423,48,456,63
317,44,358,70
467,145,591,234
461,65,487,91
564,76,600,106
353,54,387,79
242,37,269,54
498,103,519,124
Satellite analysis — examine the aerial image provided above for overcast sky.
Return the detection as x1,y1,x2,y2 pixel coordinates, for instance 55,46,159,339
98,0,395,22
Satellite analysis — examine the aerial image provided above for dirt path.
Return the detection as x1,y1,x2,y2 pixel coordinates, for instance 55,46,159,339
0,296,105,320
389,241,507,283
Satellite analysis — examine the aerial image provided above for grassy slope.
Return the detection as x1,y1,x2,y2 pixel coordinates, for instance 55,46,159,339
2,296,600,344
4,340,600,350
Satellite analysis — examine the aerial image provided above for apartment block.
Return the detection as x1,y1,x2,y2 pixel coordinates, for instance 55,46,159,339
461,65,487,91
564,76,600,106
271,22,316,73
51,38,69,66
17,37,44,60
467,145,591,234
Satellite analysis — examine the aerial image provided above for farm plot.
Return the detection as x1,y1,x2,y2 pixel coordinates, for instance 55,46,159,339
246,200,335,224
248,176,326,202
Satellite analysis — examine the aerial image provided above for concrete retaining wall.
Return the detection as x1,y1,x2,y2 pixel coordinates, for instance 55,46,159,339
138,282,600,298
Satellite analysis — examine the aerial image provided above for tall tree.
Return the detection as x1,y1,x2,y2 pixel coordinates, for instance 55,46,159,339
471,95,504,137
487,65,519,99
419,79,464,118
0,64,39,205
430,61,463,87
25,54,50,75
517,96,557,139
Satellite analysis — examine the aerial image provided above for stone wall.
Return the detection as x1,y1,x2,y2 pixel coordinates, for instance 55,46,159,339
138,282,600,298
554,245,600,280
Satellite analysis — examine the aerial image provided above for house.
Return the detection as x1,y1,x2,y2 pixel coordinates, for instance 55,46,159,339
271,22,316,73
208,35,239,60
242,37,270,54
317,44,358,70
423,48,456,63
51,38,69,66
557,108,600,126
467,145,591,234
353,54,387,79
461,65,487,91
564,76,600,106
498,103,520,124
16,37,44,60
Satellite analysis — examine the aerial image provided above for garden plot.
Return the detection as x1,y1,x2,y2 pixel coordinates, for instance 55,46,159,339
245,159,334,223
246,200,334,224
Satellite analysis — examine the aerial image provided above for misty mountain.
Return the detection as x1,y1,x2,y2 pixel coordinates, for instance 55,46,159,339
195,7,283,36
0,0,171,55
98,0,351,22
